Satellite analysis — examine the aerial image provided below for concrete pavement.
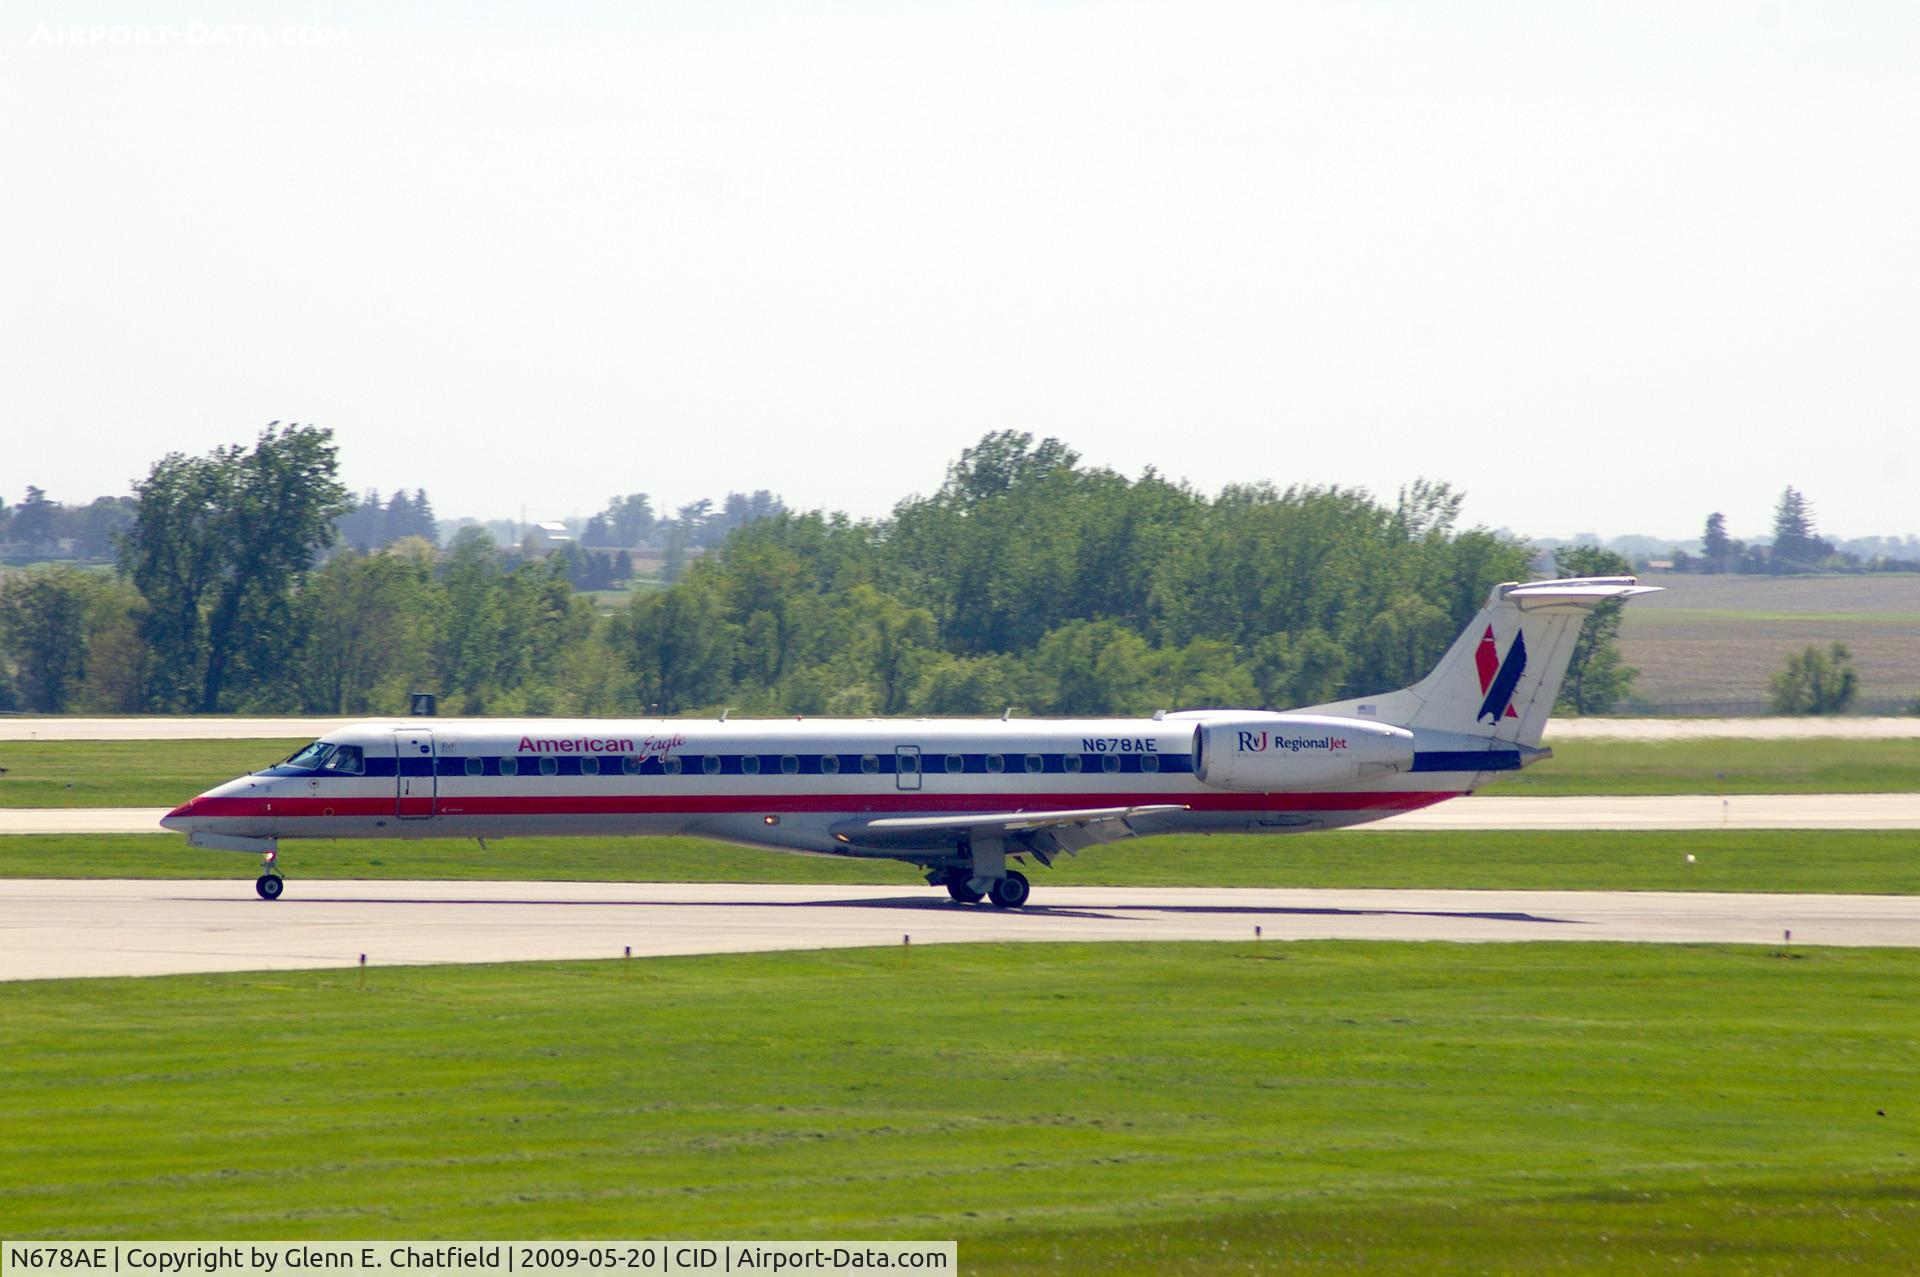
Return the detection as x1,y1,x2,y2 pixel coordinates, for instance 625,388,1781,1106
3,878,1914,981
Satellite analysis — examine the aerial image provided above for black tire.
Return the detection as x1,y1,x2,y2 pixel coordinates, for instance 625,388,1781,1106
255,874,284,901
987,870,1030,909
946,877,985,904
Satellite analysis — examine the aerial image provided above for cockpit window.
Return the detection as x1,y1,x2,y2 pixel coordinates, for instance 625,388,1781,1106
279,741,365,775
321,745,365,776
282,742,336,771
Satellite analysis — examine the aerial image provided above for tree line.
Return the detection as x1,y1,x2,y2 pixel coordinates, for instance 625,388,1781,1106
0,487,138,560
1672,488,1920,575
0,426,1636,717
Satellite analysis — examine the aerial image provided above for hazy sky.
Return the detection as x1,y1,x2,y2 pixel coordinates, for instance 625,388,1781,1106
6,1,1916,541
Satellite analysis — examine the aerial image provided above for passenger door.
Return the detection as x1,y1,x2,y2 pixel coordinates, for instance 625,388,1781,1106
894,745,922,791
394,728,437,819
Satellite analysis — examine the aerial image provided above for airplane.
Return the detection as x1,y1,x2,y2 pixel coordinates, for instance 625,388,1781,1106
161,576,1657,904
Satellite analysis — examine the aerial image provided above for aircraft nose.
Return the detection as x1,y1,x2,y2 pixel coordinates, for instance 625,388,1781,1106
160,797,198,833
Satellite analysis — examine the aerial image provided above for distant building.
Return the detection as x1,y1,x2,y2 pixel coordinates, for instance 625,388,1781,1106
527,521,574,553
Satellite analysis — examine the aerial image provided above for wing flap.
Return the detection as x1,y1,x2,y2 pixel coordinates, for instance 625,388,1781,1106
833,804,1187,851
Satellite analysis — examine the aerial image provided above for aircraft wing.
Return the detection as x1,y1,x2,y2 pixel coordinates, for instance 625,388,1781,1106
833,804,1187,853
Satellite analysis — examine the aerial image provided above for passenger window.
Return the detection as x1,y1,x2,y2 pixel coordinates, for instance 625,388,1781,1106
898,753,919,774
580,756,600,776
702,756,721,775
985,755,1005,774
781,755,800,775
465,757,484,776
539,757,559,776
662,757,683,775
1062,755,1083,773
1025,754,1044,773
820,755,841,775
741,756,761,775
499,757,519,776
945,754,964,773
1102,755,1121,773
623,756,643,775
860,754,880,774
1140,754,1160,773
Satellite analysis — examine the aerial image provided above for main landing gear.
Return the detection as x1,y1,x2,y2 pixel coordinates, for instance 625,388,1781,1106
945,876,985,904
256,848,285,901
941,869,1030,908
987,871,1031,909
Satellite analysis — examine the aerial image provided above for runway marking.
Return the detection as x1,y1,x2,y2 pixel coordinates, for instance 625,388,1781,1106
2,879,1916,981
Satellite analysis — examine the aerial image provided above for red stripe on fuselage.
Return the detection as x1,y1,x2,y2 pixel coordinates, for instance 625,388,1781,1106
186,790,1461,820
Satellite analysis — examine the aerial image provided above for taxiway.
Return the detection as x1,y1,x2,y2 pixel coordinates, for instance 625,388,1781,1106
3,878,1915,981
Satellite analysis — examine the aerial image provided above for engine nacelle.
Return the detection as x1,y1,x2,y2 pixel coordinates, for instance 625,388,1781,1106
1192,715,1415,791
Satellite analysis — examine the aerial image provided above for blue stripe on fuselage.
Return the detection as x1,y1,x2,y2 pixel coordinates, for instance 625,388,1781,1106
1409,750,1523,773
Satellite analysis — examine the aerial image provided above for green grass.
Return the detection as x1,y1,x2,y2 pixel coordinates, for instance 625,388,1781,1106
4,736,1917,808
1482,736,1920,796
0,738,303,807
3,943,1917,1272
7,828,1917,893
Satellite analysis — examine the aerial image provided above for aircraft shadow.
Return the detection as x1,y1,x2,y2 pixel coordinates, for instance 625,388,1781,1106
195,893,1579,927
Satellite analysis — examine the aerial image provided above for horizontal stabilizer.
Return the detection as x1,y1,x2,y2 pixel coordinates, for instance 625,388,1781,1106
1502,577,1663,611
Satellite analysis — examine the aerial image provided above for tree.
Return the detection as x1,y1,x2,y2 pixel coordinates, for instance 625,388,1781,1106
433,529,506,711
294,546,437,713
1551,545,1639,714
10,486,58,552
122,424,351,711
1770,642,1858,714
335,489,384,551
597,493,655,547
0,569,93,710
1770,487,1833,573
1248,630,1347,708
78,496,138,561
1029,620,1157,715
1701,512,1732,574
622,582,733,712
1359,594,1452,691
409,488,439,544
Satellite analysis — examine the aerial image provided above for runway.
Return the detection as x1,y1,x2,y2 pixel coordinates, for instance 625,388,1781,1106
6,715,1920,741
5,792,1918,835
2,878,1915,980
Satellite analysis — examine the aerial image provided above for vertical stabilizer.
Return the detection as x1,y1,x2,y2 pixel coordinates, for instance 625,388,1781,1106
1297,577,1659,746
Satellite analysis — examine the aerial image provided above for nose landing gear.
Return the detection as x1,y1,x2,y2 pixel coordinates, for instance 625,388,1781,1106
256,848,285,901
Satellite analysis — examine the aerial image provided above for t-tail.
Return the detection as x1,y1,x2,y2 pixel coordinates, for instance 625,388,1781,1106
1299,577,1660,748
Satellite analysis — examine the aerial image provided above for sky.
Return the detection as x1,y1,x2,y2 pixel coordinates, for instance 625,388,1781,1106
5,1,1916,542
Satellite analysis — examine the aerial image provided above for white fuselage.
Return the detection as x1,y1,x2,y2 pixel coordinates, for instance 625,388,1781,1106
162,714,1513,862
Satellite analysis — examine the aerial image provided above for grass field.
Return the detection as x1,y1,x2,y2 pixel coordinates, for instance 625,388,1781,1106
1620,573,1920,708
0,738,303,807
3,942,1916,1272
6,827,1917,893
1484,736,1920,795
2,736,1916,807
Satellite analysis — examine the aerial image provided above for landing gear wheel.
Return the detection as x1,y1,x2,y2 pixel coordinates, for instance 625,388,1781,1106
946,876,985,904
255,874,284,901
987,870,1031,909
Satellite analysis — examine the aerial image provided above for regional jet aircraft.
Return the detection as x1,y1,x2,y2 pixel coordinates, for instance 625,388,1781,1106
163,576,1656,904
